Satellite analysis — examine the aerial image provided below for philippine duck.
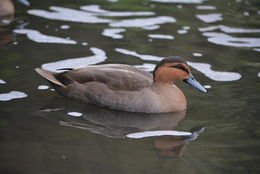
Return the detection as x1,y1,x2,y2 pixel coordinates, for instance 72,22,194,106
35,56,207,113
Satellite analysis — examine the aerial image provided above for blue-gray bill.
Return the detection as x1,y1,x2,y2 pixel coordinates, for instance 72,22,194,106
183,73,207,93
16,0,30,6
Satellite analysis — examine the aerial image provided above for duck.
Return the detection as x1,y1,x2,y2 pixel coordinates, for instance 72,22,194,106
35,56,207,113
0,0,29,17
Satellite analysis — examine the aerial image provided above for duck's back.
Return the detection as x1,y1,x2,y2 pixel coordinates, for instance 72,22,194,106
61,64,153,91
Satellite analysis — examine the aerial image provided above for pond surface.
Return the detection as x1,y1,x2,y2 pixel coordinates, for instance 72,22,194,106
0,0,260,173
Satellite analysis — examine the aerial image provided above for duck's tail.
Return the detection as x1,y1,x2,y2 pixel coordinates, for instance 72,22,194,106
35,68,67,88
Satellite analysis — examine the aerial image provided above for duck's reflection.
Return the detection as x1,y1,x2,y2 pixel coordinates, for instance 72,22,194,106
40,97,204,158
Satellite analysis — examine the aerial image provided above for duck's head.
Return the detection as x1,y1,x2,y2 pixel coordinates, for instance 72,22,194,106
153,56,207,93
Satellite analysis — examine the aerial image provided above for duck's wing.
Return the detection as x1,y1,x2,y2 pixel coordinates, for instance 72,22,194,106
36,64,153,91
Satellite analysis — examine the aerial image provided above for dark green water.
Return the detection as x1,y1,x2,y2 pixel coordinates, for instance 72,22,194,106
0,0,260,173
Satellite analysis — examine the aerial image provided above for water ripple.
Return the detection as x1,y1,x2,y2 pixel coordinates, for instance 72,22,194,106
41,47,107,72
196,13,223,23
28,6,112,23
80,5,155,16
202,32,260,47
0,91,28,101
109,16,176,29
102,28,126,39
14,29,77,44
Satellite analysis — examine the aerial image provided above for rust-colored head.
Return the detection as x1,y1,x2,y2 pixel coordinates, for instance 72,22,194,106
153,56,207,93
153,56,190,83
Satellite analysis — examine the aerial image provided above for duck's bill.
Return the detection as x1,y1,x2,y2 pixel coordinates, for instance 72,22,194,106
183,73,207,93
16,0,30,6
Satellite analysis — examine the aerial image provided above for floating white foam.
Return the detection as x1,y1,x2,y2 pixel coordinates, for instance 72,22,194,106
148,34,174,40
102,28,126,39
243,11,249,16
187,61,242,81
151,0,203,3
42,47,107,72
196,13,222,23
142,25,160,30
80,5,154,17
14,29,77,44
183,26,191,30
199,25,260,33
258,72,260,77
0,79,6,84
67,112,82,117
196,5,216,10
134,63,156,72
60,25,70,29
193,52,203,57
108,0,118,2
127,130,192,139
253,48,260,52
202,32,260,47
177,29,188,34
0,91,28,101
37,85,49,90
109,16,176,29
115,48,162,61
204,85,211,89
28,6,112,23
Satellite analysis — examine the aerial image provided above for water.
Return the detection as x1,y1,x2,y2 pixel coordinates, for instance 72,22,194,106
0,0,260,173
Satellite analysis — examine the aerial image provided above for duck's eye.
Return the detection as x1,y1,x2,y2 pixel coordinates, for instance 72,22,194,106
170,64,189,73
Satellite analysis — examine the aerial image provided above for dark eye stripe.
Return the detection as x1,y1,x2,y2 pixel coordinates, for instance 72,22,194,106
170,64,189,73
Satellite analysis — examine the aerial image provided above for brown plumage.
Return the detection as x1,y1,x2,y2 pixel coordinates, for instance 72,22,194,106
35,56,207,113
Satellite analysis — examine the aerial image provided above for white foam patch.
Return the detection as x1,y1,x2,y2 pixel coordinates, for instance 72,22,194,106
0,79,6,84
134,63,156,72
127,130,192,139
148,34,174,40
183,26,190,30
199,25,260,33
177,29,188,34
42,47,107,72
81,42,88,46
80,5,154,17
204,85,211,89
258,72,260,77
193,52,203,57
60,25,70,29
102,28,126,39
108,0,118,2
142,25,160,30
0,91,28,101
115,48,162,61
28,6,112,23
202,32,260,47
253,48,260,52
67,112,82,117
14,29,77,44
196,5,216,10
37,85,49,90
109,16,176,29
243,11,249,16
196,13,222,23
151,0,203,3
187,61,242,81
